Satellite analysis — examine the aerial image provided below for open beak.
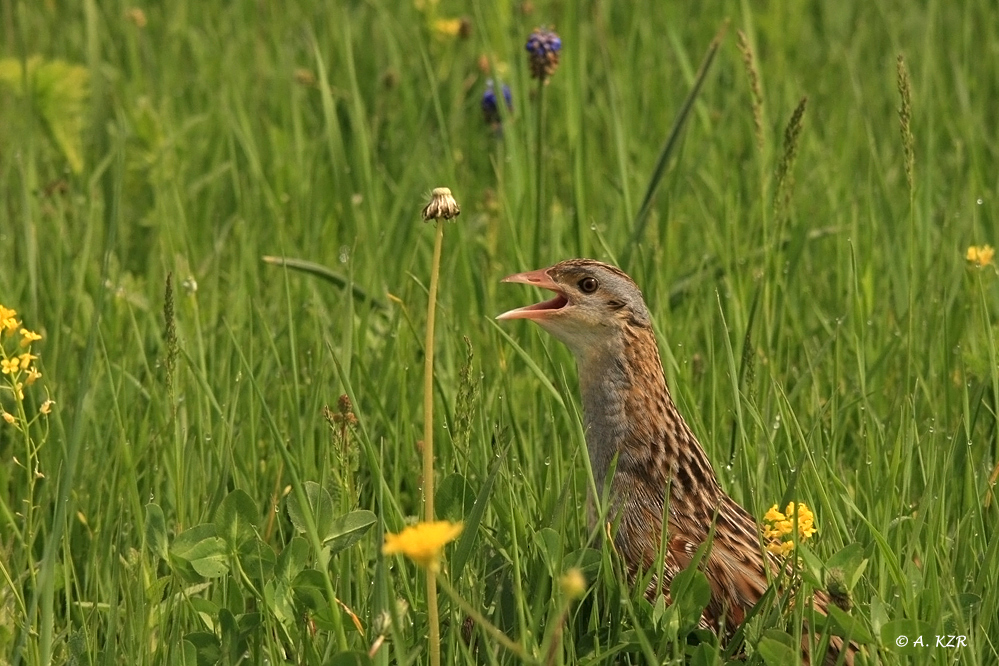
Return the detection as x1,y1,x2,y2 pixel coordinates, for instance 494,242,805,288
496,267,569,320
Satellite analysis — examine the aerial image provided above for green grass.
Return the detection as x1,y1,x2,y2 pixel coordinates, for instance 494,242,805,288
1,0,998,664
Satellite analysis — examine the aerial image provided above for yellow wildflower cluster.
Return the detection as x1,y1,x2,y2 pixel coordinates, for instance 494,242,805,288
762,502,817,558
383,520,463,572
966,245,995,268
1,303,52,423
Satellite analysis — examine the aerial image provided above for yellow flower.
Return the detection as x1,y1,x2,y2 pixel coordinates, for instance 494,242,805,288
766,541,795,557
966,245,995,268
1,358,19,375
20,329,42,346
560,568,587,600
764,505,786,523
18,352,37,370
432,18,462,37
1,316,19,334
763,501,817,558
26,368,42,386
0,305,17,332
2,411,14,425
383,521,463,571
40,399,55,415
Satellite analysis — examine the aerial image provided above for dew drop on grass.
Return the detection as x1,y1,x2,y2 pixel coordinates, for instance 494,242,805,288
977,198,984,205
544,457,551,466
339,245,350,264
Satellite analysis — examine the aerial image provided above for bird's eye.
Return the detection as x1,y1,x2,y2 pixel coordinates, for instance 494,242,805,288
578,277,598,294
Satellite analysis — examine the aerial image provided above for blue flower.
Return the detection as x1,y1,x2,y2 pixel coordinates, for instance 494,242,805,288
525,27,562,81
482,80,513,126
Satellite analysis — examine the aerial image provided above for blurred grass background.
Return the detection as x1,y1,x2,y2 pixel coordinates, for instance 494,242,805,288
1,0,997,663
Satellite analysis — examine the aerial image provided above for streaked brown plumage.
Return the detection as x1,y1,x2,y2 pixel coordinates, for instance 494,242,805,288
499,259,855,665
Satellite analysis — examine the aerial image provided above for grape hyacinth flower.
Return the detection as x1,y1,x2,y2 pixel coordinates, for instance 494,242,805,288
482,79,512,127
525,27,561,81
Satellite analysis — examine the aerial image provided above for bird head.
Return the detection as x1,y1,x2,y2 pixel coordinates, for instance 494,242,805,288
497,259,651,358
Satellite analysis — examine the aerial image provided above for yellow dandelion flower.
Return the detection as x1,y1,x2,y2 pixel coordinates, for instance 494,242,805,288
40,399,55,415
1,358,19,375
20,329,42,347
18,352,37,370
26,368,42,386
560,568,587,600
966,245,995,268
383,521,463,571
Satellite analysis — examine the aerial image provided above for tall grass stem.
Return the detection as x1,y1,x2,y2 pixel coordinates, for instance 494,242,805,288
423,219,446,666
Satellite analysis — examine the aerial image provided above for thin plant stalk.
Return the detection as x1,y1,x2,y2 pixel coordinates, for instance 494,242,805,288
532,80,546,266
423,218,446,666
437,575,536,663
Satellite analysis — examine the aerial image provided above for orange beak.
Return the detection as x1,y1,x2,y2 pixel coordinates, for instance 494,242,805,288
496,267,569,320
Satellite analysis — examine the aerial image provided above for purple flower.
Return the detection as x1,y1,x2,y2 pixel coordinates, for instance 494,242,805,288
482,80,513,126
525,27,562,81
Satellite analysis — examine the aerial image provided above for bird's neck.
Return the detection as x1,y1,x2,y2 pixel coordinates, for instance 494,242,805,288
574,324,716,495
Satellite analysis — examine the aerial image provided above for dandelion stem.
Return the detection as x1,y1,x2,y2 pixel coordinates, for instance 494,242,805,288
423,218,446,666
533,79,546,266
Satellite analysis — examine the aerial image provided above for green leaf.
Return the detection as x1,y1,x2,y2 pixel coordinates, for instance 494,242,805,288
0,56,89,173
190,597,220,630
436,473,475,521
565,547,603,576
275,536,310,582
324,510,377,554
327,652,374,666
287,481,335,538
292,569,337,631
535,527,564,574
214,489,259,548
450,452,503,579
219,608,240,665
880,619,935,656
171,524,218,555
183,631,221,666
669,567,711,629
144,503,169,561
171,526,229,578
174,639,198,666
238,537,276,580
825,604,874,644
826,543,868,591
264,579,297,631
146,576,171,605
689,641,721,666
757,631,796,665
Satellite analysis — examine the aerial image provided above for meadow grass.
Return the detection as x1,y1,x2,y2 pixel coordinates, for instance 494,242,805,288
1,0,997,664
